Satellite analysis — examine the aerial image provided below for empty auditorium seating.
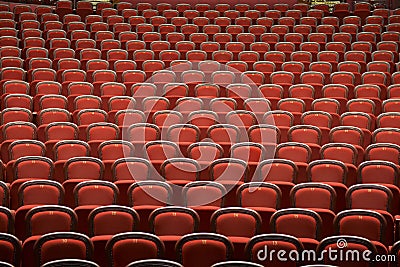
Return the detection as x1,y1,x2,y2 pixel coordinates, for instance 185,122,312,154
1,0,400,266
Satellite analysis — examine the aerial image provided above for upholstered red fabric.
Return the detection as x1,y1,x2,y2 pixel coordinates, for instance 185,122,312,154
276,144,310,163
111,239,159,267
181,239,228,267
359,162,398,185
30,211,73,236
259,161,296,182
185,186,223,207
0,240,17,264
40,239,88,264
92,213,135,236
348,187,391,211
14,158,52,180
153,212,195,236
76,185,115,206
308,163,346,183
338,215,383,241
215,213,257,238
274,214,319,239
21,185,60,205
292,187,333,209
66,160,102,180
130,186,169,206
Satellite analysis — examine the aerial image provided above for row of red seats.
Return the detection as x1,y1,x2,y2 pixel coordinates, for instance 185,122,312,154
1,39,399,73
1,228,399,267
2,21,400,55
1,95,399,126
0,80,380,105
4,13,400,35
1,52,399,85
2,178,396,235
3,16,400,58
1,2,396,55
3,10,400,39
0,83,399,128
8,0,396,20
0,102,400,142
1,82,400,117
0,35,398,64
18,0,392,25
0,175,398,265
1,64,399,100
2,81,400,135
4,4,399,26
0,143,398,208
48,0,400,26
1,2,396,27
0,101,398,154
0,100,399,166
0,108,399,153
0,159,398,210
